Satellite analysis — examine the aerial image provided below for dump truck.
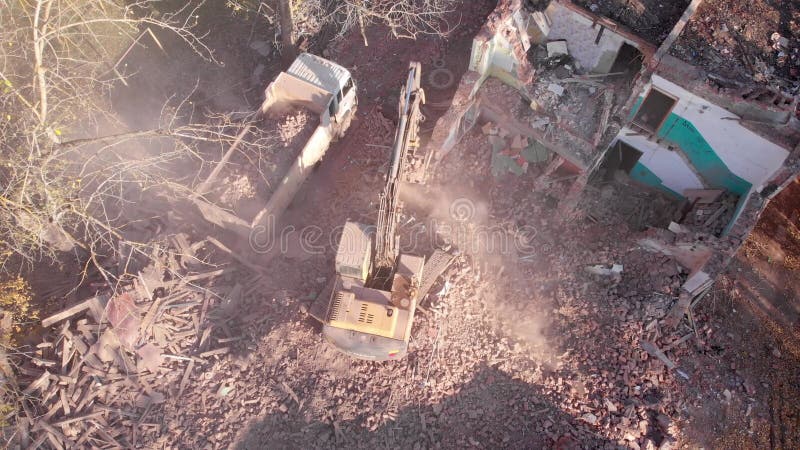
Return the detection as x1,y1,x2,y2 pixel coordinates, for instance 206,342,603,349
194,53,357,241
308,62,454,361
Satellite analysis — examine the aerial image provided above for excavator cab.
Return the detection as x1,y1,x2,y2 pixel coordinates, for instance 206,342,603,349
333,221,372,282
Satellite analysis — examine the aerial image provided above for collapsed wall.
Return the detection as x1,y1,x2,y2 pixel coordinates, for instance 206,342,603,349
428,0,658,203
599,0,800,298
424,0,800,317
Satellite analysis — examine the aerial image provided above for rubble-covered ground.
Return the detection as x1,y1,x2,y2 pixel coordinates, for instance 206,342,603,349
571,0,690,44
17,124,800,449
670,0,800,87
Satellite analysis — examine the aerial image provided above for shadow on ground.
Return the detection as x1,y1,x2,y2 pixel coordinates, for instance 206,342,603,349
233,363,614,449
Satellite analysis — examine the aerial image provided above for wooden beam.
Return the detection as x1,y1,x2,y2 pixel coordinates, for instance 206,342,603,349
41,296,106,328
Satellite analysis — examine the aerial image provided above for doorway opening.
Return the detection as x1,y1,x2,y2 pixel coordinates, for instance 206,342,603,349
601,140,643,180
609,42,644,75
632,88,677,133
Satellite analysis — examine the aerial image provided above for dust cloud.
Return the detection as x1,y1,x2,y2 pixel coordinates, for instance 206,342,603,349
400,180,557,361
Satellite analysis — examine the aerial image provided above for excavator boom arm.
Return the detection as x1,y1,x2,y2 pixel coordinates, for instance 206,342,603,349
373,62,425,281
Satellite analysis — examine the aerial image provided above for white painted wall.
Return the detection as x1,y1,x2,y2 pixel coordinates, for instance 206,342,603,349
649,75,790,192
544,2,635,73
617,128,706,193
469,18,521,89
490,33,517,73
469,35,492,76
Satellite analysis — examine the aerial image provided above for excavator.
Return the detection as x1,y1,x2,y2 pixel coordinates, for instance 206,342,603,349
308,62,453,360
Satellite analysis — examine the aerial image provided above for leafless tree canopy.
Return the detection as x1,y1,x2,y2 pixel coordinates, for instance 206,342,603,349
331,0,455,43
254,0,456,50
0,0,249,279
1,0,455,276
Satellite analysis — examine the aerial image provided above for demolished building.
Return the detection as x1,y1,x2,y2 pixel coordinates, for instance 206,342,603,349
428,0,800,308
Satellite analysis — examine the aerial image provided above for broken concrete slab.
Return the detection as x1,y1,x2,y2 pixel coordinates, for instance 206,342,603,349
522,140,550,163
668,221,689,234
492,148,526,176
547,40,569,58
547,83,566,96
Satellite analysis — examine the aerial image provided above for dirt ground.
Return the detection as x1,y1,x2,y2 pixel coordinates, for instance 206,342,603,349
670,0,800,85
11,1,800,449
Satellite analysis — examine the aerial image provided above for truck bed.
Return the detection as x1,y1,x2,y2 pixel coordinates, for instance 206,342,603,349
215,107,320,221
261,72,333,116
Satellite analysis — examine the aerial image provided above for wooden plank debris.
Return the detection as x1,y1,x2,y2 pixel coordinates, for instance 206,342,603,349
42,296,106,328
178,360,195,398
12,233,243,448
183,267,231,283
199,347,229,358
52,411,104,427
24,370,51,395
703,205,729,227
683,271,712,296
138,294,165,345
663,333,694,352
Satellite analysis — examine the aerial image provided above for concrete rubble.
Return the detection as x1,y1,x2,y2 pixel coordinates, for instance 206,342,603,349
427,0,800,308
418,0,800,443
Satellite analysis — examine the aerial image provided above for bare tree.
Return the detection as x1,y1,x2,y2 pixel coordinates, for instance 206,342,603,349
326,0,455,46
0,0,235,278
269,0,455,50
277,0,297,61
0,0,455,298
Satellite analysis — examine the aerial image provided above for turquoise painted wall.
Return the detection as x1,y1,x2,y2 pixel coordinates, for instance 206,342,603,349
656,115,751,195
627,98,753,197
629,162,682,198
